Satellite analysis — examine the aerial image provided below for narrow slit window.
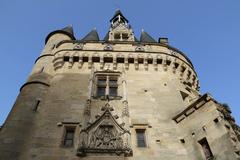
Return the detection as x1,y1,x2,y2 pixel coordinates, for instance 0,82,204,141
63,127,75,147
136,129,147,147
198,138,214,160
33,100,40,111
39,67,44,73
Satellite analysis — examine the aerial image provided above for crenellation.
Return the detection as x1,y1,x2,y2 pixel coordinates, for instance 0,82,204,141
52,49,200,90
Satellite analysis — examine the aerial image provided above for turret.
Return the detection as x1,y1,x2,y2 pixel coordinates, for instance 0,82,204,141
42,25,75,55
106,10,135,41
29,26,76,83
81,28,100,42
140,29,156,43
0,26,75,159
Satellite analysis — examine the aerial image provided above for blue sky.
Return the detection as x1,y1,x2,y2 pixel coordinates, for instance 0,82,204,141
0,0,239,125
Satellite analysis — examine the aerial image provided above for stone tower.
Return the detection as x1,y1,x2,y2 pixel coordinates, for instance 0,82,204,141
0,10,240,160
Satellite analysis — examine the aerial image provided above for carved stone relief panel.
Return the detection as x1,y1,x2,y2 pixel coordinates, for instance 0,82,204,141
77,103,132,157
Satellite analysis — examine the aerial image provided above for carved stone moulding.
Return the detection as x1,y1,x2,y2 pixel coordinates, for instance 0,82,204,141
77,147,133,157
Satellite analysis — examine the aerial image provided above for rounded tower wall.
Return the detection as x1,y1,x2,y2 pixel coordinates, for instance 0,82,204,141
41,33,74,56
0,83,49,159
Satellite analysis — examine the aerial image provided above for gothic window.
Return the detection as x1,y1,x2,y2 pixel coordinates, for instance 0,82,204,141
109,79,118,97
63,127,75,147
136,129,147,147
95,73,120,99
97,78,107,97
114,33,129,41
198,138,214,160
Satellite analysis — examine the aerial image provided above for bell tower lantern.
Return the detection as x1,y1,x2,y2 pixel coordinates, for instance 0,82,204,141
107,10,135,41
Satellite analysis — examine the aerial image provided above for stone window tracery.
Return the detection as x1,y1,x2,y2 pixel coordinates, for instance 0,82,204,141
93,72,121,99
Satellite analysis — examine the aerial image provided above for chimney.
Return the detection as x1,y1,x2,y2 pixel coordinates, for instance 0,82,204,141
158,37,169,45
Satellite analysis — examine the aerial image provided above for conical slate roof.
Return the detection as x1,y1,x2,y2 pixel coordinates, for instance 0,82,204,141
61,25,74,36
45,25,76,44
110,9,128,23
134,36,139,42
140,30,156,43
103,31,110,41
81,29,99,41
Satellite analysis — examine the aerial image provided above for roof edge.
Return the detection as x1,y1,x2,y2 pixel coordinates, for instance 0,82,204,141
45,30,76,44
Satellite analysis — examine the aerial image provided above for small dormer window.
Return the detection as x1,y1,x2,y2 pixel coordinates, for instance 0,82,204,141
113,33,129,41
108,10,135,42
114,33,121,40
122,33,129,40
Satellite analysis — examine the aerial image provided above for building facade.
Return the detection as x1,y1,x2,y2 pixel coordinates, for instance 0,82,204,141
0,10,240,160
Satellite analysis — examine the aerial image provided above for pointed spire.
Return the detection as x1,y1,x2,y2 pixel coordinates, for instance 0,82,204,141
81,28,100,41
140,30,156,43
61,25,74,35
45,25,75,44
110,9,128,23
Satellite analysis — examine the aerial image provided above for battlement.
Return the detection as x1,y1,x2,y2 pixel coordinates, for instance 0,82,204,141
51,42,199,91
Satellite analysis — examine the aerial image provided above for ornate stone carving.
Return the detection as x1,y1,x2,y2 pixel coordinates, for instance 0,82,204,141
73,43,84,50
104,44,113,51
122,101,129,117
135,45,145,52
84,100,91,116
77,103,132,157
217,104,240,141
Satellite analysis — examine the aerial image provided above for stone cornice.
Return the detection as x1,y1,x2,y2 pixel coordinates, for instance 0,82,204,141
173,93,213,123
54,40,194,68
20,81,50,92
